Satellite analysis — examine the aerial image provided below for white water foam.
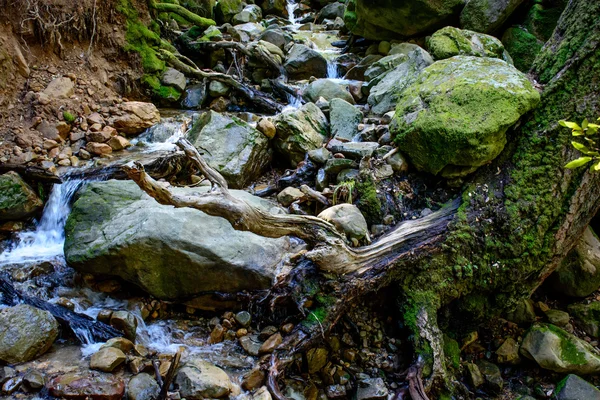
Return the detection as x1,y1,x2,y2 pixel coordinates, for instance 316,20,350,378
286,0,299,27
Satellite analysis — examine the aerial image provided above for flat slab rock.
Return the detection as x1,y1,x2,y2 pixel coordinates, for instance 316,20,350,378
47,373,125,400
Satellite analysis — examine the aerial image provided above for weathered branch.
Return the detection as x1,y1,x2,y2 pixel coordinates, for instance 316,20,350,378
148,0,215,29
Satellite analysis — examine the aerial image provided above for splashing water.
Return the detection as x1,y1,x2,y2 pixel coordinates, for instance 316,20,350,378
0,179,83,266
286,0,299,26
327,59,340,79
131,115,193,152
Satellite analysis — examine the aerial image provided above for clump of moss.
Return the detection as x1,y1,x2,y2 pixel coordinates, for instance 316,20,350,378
356,176,383,225
142,74,182,101
63,111,76,124
443,334,460,369
502,27,543,72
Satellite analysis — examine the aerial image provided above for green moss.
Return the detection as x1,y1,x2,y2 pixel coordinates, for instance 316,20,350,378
502,27,543,72
355,175,383,225
525,3,565,42
63,111,76,124
142,74,182,100
443,334,460,369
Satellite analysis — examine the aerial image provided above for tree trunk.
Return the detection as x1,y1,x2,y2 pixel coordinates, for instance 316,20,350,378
125,0,600,396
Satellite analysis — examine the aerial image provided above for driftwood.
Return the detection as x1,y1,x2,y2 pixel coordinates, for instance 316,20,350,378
159,348,182,400
0,276,123,343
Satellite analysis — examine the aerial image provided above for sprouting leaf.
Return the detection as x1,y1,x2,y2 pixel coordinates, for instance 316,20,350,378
572,141,592,153
572,130,585,136
582,119,589,130
559,120,581,129
592,160,600,172
565,157,593,169
587,124,599,135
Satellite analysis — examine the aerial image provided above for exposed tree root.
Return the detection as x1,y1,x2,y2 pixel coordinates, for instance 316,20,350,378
148,0,215,29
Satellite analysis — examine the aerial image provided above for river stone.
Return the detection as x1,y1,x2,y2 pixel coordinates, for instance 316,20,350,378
427,26,512,63
568,302,600,338
43,76,74,99
284,44,327,80
161,68,186,92
344,0,465,40
176,359,232,399
110,311,138,341
520,323,600,374
23,369,45,390
356,378,388,400
391,56,540,177
554,374,600,400
306,348,329,373
344,54,383,80
0,304,58,364
548,226,600,297
233,4,262,24
304,79,354,104
90,347,126,372
240,334,262,356
0,171,43,221
329,98,362,141
47,373,125,400
545,309,570,327
367,45,433,115
186,110,271,188
64,180,290,302
496,337,520,365
127,373,160,400
318,204,368,242
112,102,160,135
364,53,412,82
260,0,286,17
475,360,503,393
329,142,378,159
465,362,484,387
273,103,328,166
182,82,208,109
277,186,304,207
101,337,134,353
259,27,290,50
208,81,230,97
461,0,527,34
316,2,345,23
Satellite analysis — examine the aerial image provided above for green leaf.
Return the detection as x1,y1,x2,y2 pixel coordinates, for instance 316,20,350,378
572,130,585,136
572,141,592,153
592,160,600,172
565,157,593,169
559,120,581,129
582,119,589,130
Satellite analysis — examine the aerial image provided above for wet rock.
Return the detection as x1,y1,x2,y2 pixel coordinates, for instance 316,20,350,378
391,56,539,178
475,360,503,393
259,27,290,49
23,369,44,391
545,309,570,327
47,372,125,400
235,311,252,328
65,180,290,304
316,2,344,23
110,311,137,341
162,68,186,92
554,374,600,400
176,358,232,399
284,44,327,80
259,333,282,354
2,375,23,394
356,377,388,400
112,102,160,135
210,324,225,344
108,135,132,151
90,347,126,372
101,337,134,353
569,302,600,338
215,0,243,23
127,373,160,400
329,142,378,159
239,334,262,356
427,27,512,63
210,96,231,112
277,187,304,207
308,147,331,164
521,323,600,374
326,384,346,398
0,171,43,221
304,79,354,104
186,110,271,188
329,98,362,141
461,0,527,34
465,362,484,388
253,386,272,400
0,367,16,384
273,103,328,166
208,81,230,97
0,304,58,364
324,158,356,175
43,76,74,99
182,82,208,109
306,348,329,374
548,226,600,297
233,22,265,41
496,337,521,365
233,4,262,24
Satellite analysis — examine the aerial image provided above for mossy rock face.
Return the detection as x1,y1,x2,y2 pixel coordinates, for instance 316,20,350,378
427,26,512,63
521,323,600,374
525,2,567,42
391,56,540,177
501,27,543,72
0,171,43,221
215,0,243,23
460,0,527,34
568,302,600,338
345,0,465,40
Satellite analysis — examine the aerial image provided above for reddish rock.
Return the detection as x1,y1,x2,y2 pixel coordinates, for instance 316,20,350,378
108,136,131,151
112,102,160,135
86,142,112,156
47,373,125,400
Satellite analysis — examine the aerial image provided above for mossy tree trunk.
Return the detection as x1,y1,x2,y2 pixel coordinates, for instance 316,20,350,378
126,0,600,396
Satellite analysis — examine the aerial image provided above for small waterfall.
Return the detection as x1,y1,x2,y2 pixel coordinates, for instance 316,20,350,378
286,0,299,26
0,179,83,266
131,114,193,152
327,60,340,79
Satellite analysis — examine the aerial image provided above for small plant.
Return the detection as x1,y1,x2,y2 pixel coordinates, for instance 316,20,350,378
63,111,76,124
560,118,600,171
333,180,355,205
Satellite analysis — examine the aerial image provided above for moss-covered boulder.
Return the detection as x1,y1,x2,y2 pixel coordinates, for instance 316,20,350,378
460,0,527,34
215,0,243,23
547,227,600,298
64,180,290,303
273,103,328,166
520,323,600,374
525,1,568,42
502,27,543,72
391,56,540,177
185,111,271,188
0,171,43,221
427,26,513,63
344,0,465,40
569,302,600,338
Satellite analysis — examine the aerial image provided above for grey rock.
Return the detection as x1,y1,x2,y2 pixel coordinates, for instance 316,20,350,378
235,311,252,328
336,168,360,183
475,360,503,393
127,373,160,400
568,302,600,338
175,359,232,399
277,187,304,207
318,204,368,242
329,142,378,159
240,334,262,356
554,374,600,400
329,98,363,141
324,158,357,175
356,377,388,400
284,44,327,80
316,2,345,23
43,77,74,99
161,68,186,92
307,147,332,164
233,4,262,24
208,81,230,97
545,309,570,327
461,0,527,34
507,298,536,325
182,82,208,109
304,79,355,104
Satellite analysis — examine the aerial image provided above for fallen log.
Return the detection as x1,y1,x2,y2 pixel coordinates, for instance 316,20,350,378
0,276,123,343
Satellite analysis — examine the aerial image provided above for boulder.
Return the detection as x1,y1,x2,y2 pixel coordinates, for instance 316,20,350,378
547,227,600,297
344,54,383,81
127,373,160,400
367,44,433,115
0,304,58,364
0,171,43,221
318,204,368,242
259,27,290,49
273,103,328,166
182,82,208,109
161,68,186,92
568,302,600,338
175,359,232,399
284,44,327,80
475,360,503,393
112,102,160,135
344,0,465,40
43,76,74,99
185,111,271,188
260,0,287,17
391,56,540,177
427,26,512,63
215,0,243,23
330,98,363,141
460,0,527,33
64,180,290,303
233,22,265,41
554,374,600,400
316,2,345,23
232,4,262,24
47,373,125,400
90,347,126,372
520,323,600,374
304,79,355,104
